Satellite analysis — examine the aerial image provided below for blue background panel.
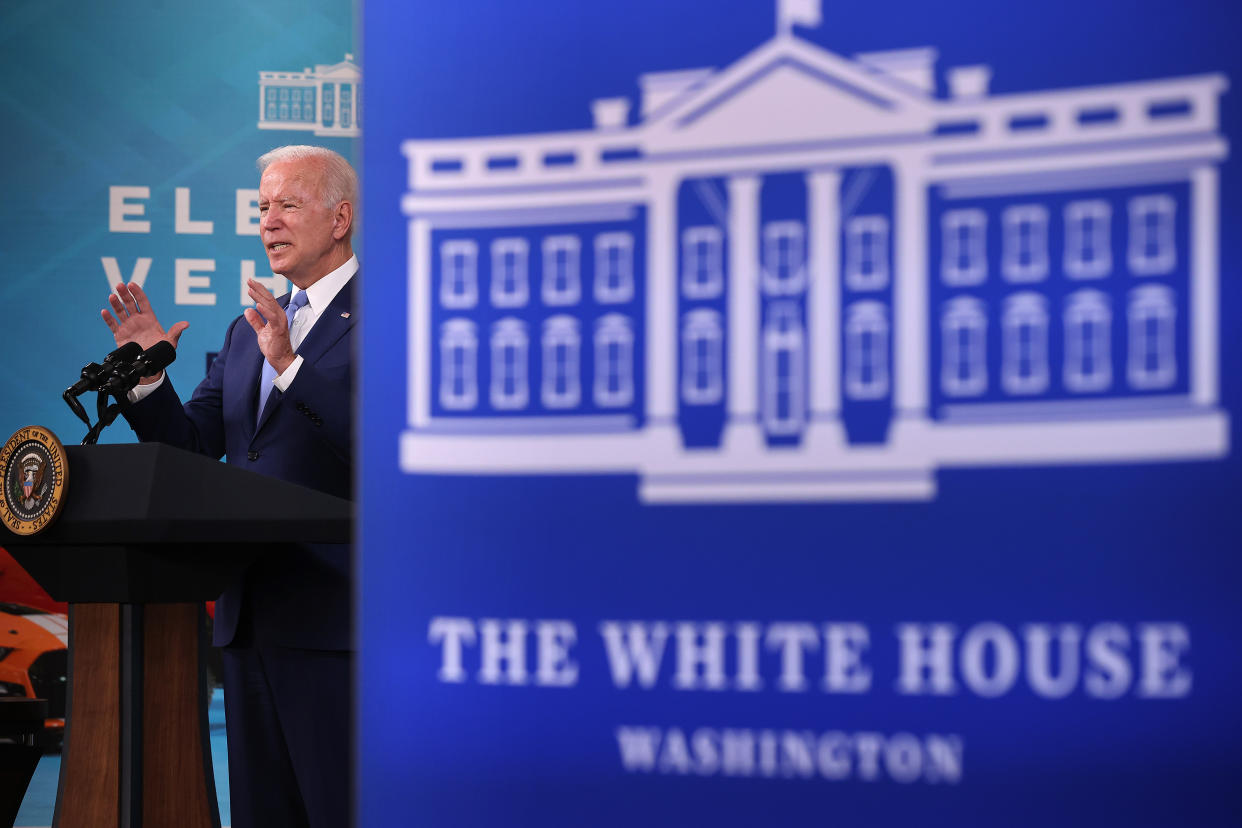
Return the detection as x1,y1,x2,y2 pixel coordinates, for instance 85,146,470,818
361,1,1242,825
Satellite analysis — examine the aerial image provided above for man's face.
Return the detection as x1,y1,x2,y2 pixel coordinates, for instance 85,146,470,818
258,159,341,287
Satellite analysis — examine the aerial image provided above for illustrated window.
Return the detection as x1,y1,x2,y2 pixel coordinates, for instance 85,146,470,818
761,221,806,296
489,318,529,410
845,301,890,400
594,233,634,304
845,215,890,291
541,316,581,408
761,301,806,434
440,239,478,309
438,319,478,411
1064,200,1112,279
322,84,335,128
941,297,988,397
681,226,723,299
340,84,353,129
542,236,581,306
594,314,634,407
1128,195,1177,276
1002,205,1049,283
1001,292,1049,395
1063,290,1112,392
490,238,529,308
1127,285,1177,389
681,309,724,405
941,209,987,286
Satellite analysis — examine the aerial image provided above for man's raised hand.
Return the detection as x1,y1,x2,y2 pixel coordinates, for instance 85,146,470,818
101,283,189,383
244,279,297,376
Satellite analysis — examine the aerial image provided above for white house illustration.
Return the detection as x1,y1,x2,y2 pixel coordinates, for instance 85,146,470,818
398,2,1228,503
258,55,360,137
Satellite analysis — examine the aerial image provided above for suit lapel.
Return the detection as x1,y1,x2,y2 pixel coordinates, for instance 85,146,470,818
252,292,292,437
254,277,355,436
241,344,266,443
240,295,286,442
294,277,355,367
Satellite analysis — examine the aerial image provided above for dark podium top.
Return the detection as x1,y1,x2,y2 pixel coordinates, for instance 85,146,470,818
3,442,352,604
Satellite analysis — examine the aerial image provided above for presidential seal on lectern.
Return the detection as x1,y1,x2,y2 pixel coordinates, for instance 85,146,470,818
0,426,68,537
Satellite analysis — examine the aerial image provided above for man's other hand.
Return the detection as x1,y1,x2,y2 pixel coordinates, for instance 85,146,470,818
100,282,189,384
244,279,297,376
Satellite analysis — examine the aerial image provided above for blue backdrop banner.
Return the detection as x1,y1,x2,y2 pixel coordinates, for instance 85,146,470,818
0,0,357,447
1,2,355,824
360,1,1241,825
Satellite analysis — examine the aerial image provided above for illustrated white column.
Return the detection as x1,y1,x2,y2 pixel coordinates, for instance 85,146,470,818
258,81,268,125
892,162,929,429
806,168,843,450
724,174,763,452
408,216,432,429
645,173,680,444
1191,165,1219,407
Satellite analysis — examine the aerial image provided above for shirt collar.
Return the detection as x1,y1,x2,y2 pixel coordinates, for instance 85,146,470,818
299,255,358,316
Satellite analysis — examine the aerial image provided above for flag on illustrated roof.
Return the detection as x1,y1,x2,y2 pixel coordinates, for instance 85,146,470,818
778,0,822,32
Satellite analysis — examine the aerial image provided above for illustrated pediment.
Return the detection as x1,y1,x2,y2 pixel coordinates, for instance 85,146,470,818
317,60,361,80
645,38,930,153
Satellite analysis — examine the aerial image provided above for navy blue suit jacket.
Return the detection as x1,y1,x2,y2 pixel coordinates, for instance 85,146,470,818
123,278,354,651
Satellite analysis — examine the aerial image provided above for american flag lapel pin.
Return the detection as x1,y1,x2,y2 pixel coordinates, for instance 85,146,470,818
341,312,351,318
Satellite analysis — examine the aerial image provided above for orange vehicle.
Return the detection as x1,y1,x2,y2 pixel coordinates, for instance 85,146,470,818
0,548,220,733
0,548,215,618
0,549,66,616
0,601,67,747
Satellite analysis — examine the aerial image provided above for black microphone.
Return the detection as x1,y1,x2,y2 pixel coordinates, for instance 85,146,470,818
65,341,143,397
104,341,178,397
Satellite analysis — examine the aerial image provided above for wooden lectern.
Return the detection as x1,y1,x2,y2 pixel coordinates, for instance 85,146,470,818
3,443,350,828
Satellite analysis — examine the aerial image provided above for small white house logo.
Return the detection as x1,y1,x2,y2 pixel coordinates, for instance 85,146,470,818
258,54,360,138
398,0,1230,503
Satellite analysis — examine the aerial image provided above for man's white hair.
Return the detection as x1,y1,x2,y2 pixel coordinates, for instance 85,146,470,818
257,145,358,210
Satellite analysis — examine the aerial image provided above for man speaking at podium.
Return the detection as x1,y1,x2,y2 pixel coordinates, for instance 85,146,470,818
99,145,356,828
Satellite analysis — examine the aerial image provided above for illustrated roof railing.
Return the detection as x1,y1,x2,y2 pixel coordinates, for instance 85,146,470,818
400,72,1226,194
401,128,651,191
934,74,1225,143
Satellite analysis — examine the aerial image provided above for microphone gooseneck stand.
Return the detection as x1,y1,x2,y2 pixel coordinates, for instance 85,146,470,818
65,341,177,445
79,389,130,446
